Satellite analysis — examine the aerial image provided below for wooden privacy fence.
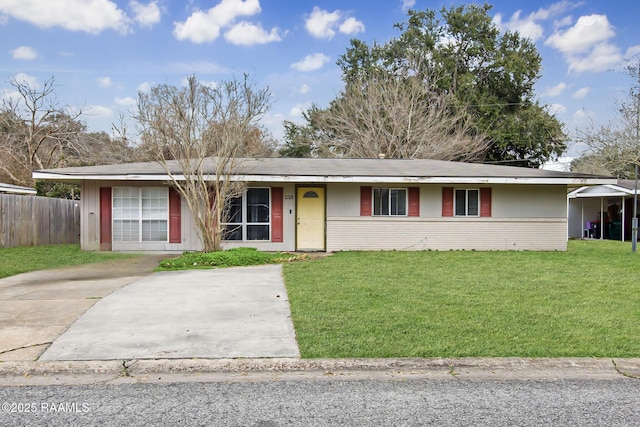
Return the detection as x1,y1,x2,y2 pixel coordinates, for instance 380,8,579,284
0,194,80,248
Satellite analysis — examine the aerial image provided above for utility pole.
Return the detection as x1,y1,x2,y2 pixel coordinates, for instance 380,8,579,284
633,61,640,253
633,163,638,253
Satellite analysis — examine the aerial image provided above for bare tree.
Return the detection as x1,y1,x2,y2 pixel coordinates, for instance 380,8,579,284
304,70,488,160
574,60,640,178
134,75,272,252
0,76,86,186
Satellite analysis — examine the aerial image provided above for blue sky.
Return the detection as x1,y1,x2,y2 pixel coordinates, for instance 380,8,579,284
1,0,640,158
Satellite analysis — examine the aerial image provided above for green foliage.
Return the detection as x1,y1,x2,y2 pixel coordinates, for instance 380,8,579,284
0,244,134,279
157,247,309,270
284,240,640,358
287,3,566,166
35,181,81,200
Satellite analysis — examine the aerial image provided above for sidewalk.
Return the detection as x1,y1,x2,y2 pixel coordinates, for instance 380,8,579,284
1,357,640,386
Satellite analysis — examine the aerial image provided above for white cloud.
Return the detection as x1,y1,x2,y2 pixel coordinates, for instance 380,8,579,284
291,53,330,72
339,17,365,35
305,7,364,40
305,7,341,39
115,96,136,107
96,76,113,88
298,84,311,94
137,81,152,93
545,14,615,55
543,82,567,97
572,108,594,127
10,45,37,60
173,0,261,43
625,45,640,60
493,10,544,42
289,102,311,118
568,42,622,73
545,14,623,74
130,0,161,28
572,87,589,99
401,0,416,11
86,105,113,117
12,72,39,88
0,0,129,34
224,21,282,45
547,103,567,115
492,1,581,42
179,77,218,88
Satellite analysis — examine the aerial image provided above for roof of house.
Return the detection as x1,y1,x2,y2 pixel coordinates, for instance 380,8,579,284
568,178,639,197
0,182,37,195
33,157,615,185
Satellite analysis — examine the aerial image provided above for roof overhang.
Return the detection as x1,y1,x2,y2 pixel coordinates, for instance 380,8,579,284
33,171,616,186
0,184,37,195
568,183,638,198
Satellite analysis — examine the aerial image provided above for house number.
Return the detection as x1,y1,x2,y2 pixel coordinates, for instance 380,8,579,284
284,195,294,200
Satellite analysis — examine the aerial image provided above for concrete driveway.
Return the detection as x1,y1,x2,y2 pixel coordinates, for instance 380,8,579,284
39,265,300,361
0,255,165,361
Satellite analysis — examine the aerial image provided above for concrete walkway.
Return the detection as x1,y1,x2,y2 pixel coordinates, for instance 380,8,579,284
40,265,300,361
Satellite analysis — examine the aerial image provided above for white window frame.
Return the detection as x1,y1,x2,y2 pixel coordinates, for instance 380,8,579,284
223,187,271,241
372,188,408,216
112,187,169,242
454,188,480,217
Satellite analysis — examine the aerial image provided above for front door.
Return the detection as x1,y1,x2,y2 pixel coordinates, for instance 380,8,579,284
296,187,325,251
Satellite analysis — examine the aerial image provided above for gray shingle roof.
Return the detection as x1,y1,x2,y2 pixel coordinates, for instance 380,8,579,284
34,157,610,180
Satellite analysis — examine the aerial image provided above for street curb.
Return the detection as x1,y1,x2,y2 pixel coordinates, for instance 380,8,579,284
1,358,640,385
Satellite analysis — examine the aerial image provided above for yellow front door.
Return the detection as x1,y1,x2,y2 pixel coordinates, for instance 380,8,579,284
296,187,325,251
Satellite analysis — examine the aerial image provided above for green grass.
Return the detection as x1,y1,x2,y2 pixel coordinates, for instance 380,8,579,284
0,244,135,279
283,240,640,358
156,247,308,271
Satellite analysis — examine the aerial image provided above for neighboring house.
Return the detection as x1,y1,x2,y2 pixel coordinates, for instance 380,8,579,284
568,179,639,241
33,157,613,253
0,183,37,195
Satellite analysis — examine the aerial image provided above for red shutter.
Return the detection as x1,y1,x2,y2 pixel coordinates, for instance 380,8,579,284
408,187,420,217
480,187,492,217
271,187,284,243
99,187,112,251
442,187,454,217
360,186,372,216
169,187,181,243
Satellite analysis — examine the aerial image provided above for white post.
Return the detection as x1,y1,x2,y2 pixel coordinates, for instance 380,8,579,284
581,201,585,238
600,197,604,240
621,197,625,242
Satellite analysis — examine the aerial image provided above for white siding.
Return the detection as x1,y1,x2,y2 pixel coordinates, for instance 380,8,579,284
493,185,567,218
324,183,569,251
327,217,567,251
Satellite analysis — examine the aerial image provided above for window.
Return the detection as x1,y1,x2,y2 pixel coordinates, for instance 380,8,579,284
373,188,407,216
455,189,479,217
224,188,270,241
113,187,168,242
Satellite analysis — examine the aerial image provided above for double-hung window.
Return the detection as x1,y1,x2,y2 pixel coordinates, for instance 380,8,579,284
373,188,407,216
224,188,270,241
112,187,168,242
454,189,479,217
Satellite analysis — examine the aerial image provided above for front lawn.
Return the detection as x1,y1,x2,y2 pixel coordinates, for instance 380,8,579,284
283,240,640,358
0,244,135,279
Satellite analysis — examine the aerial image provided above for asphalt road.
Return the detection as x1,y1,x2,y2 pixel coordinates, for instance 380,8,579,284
1,378,639,426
